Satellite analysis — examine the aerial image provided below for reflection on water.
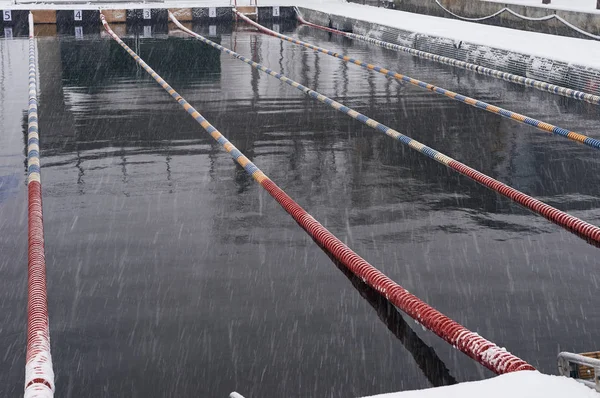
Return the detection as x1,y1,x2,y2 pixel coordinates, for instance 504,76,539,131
0,21,599,397
326,246,458,388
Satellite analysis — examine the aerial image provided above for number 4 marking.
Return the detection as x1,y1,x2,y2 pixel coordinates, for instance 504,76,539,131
74,10,82,21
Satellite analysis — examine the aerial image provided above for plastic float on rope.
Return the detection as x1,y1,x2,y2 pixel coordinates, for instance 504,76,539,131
176,11,600,247
237,10,600,151
24,11,55,398
102,11,535,375
292,8,600,106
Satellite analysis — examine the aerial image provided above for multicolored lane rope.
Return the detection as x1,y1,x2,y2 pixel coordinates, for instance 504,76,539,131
25,12,55,398
173,12,600,246
295,9,600,106
103,12,535,375
236,11,600,151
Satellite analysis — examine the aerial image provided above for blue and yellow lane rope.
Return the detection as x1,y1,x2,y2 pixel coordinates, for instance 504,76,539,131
169,11,600,245
235,10,600,151
100,12,536,375
294,11,600,106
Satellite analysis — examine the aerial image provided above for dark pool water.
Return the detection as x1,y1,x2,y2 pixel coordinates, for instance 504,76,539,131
1,19,599,397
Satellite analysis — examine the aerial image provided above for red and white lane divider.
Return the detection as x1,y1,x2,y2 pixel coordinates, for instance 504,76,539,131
128,12,536,374
24,12,55,398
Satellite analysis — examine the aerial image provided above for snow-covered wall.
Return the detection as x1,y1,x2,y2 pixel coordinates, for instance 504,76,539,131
298,6,600,96
393,0,600,38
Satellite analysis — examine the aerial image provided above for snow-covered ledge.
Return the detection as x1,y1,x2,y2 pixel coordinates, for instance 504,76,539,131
298,3,600,96
362,371,599,398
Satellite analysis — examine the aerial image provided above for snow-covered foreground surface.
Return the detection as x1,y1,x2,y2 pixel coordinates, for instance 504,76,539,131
484,0,600,14
363,371,598,398
304,2,600,68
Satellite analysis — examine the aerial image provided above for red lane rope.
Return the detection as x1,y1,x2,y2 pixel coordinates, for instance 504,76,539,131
109,11,536,375
25,12,55,398
227,11,600,246
262,179,535,374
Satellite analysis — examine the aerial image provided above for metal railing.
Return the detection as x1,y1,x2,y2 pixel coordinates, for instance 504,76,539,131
557,351,600,392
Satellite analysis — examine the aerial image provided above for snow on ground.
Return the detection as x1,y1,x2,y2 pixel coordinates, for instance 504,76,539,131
483,0,600,14
362,371,598,398
304,2,600,68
